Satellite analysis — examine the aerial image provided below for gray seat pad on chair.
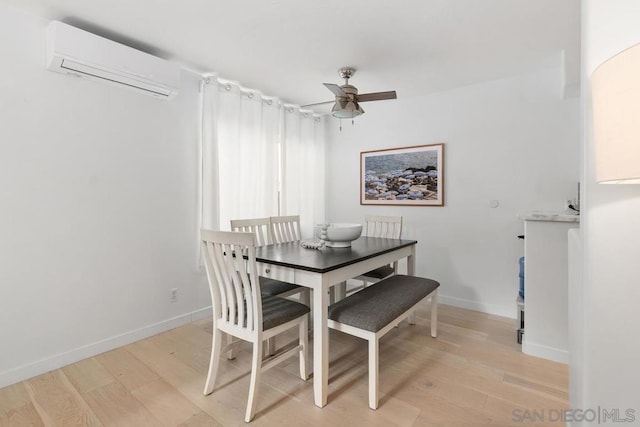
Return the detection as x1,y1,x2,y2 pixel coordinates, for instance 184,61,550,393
362,264,395,280
328,275,439,332
262,295,310,330
260,277,302,296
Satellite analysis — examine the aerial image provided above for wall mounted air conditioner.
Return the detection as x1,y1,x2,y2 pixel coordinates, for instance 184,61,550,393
46,21,180,99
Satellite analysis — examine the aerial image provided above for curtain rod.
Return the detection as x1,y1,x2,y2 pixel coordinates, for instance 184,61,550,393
202,73,326,118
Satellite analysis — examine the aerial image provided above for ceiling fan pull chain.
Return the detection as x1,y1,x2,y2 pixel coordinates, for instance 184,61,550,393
339,119,342,132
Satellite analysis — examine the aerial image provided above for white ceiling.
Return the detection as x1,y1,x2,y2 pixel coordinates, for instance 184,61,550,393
4,0,581,110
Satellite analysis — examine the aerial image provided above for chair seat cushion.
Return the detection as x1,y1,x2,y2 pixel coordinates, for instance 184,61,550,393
260,277,302,296
361,264,395,280
262,295,310,331
328,275,439,332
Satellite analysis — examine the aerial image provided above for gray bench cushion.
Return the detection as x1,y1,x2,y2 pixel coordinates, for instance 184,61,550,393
328,275,439,332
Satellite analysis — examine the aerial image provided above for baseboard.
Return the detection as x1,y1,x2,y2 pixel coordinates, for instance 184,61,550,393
438,294,516,319
522,340,568,364
0,306,213,389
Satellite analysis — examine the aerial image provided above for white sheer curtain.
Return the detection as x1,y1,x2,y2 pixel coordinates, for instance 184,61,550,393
200,75,326,236
282,106,326,238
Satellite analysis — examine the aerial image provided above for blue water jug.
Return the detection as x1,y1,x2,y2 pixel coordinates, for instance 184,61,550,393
518,256,525,299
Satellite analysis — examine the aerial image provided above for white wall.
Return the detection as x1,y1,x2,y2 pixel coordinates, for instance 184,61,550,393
326,67,580,317
0,5,209,387
577,0,640,421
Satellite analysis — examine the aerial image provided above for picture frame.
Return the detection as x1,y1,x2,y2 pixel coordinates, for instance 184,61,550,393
360,143,444,206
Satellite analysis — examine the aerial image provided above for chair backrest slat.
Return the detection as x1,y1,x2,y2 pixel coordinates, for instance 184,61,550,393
364,215,403,239
270,215,302,243
230,217,273,247
201,230,262,332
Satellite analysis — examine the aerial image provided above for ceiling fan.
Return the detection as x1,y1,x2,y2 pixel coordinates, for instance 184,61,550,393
303,67,397,119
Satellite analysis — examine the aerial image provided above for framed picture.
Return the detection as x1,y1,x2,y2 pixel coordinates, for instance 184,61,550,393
360,143,444,206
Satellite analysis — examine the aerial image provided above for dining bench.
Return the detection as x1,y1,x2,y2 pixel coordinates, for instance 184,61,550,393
327,274,439,409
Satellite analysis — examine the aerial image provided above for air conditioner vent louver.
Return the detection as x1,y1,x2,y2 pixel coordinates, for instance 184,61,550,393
46,21,180,99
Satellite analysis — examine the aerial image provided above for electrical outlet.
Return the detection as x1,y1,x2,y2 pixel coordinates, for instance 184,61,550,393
170,288,178,303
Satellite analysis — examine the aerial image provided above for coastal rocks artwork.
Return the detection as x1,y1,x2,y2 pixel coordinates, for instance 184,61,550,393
364,167,438,201
361,143,444,205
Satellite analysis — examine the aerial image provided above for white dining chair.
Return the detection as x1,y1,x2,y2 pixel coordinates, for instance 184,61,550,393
231,217,310,355
230,217,274,247
269,215,302,244
353,215,403,290
201,229,309,422
232,217,306,300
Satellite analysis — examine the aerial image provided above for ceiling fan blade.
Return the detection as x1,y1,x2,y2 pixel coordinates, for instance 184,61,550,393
301,100,335,108
355,91,397,102
323,83,346,96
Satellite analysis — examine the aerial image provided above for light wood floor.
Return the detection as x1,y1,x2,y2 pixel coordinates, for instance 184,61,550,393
0,303,568,426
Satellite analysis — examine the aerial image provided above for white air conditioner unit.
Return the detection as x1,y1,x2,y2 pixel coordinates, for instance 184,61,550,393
46,21,180,99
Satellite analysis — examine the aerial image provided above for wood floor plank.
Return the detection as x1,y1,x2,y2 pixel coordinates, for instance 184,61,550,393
0,382,45,426
176,410,223,427
503,372,569,401
149,323,215,375
130,378,205,427
95,347,159,391
126,337,247,426
0,401,44,427
83,381,162,426
0,382,32,414
411,392,494,425
392,364,490,412
24,370,102,426
124,339,204,392
62,357,115,394
483,394,567,426
459,340,569,395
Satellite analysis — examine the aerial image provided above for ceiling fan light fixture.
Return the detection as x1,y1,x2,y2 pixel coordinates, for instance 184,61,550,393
299,67,395,119
331,98,364,119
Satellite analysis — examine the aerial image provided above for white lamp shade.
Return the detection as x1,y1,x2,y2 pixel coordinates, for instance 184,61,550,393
331,98,364,119
592,42,640,183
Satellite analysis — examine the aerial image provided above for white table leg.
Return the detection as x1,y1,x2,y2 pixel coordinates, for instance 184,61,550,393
313,282,329,407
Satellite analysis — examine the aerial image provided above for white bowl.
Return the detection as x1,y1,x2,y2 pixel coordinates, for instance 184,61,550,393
315,223,363,248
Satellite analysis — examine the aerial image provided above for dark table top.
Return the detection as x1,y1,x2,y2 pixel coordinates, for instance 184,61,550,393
255,236,417,273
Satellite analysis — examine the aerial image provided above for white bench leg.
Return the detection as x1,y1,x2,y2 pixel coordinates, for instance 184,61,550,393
431,290,438,338
368,338,379,410
407,312,416,325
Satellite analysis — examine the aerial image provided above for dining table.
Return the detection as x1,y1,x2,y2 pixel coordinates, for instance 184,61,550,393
254,236,418,408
